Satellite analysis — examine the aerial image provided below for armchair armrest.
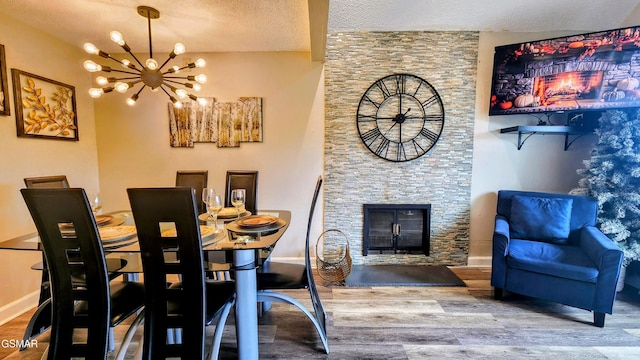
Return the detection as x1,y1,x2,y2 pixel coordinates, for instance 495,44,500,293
491,215,511,289
493,215,510,257
579,226,623,269
579,226,623,313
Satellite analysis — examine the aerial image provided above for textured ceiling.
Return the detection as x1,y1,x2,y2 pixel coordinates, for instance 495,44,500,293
329,0,640,33
0,0,639,55
0,0,312,53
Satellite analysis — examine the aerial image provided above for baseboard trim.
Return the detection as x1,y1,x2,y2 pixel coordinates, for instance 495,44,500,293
467,256,491,267
272,256,493,268
0,291,39,326
267,256,305,265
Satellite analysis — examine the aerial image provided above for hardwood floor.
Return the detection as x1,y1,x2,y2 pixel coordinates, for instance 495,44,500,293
2,267,640,359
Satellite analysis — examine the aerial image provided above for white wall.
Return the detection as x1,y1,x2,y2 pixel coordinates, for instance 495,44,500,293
469,31,597,263
0,12,99,320
94,51,325,259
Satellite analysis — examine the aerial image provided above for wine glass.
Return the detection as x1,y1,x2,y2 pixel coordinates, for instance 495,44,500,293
88,192,102,215
207,194,223,229
202,188,216,217
230,189,246,218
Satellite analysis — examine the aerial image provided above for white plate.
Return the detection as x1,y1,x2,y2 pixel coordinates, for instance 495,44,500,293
99,226,137,243
226,218,287,234
218,207,252,219
199,210,250,221
161,225,219,240
237,215,278,228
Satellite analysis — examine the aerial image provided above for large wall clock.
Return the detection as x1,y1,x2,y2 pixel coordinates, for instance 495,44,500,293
356,73,445,162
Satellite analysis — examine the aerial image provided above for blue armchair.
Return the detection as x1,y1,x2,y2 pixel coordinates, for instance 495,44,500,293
491,190,623,327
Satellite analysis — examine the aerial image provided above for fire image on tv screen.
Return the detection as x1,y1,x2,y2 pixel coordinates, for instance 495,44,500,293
489,26,640,116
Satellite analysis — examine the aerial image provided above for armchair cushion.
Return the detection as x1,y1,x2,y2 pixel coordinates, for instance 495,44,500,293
510,195,573,244
508,239,599,283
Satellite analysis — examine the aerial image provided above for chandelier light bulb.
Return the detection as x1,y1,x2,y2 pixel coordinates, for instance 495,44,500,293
114,82,129,93
121,59,131,68
83,43,100,55
145,58,159,70
197,97,207,106
83,60,102,72
89,88,104,98
172,65,180,73
194,58,206,68
192,83,202,92
194,74,207,84
109,31,125,46
96,76,109,86
126,94,139,106
175,89,188,99
173,43,186,55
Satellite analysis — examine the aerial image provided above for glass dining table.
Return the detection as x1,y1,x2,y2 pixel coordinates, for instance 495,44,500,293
0,209,291,360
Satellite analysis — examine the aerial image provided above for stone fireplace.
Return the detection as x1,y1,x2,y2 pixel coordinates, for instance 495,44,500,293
323,31,478,266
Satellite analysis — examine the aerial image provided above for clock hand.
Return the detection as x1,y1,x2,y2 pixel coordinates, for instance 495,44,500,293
379,109,412,121
383,122,397,137
395,108,411,122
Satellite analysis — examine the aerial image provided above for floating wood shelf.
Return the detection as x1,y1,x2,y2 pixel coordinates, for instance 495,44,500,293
500,125,592,151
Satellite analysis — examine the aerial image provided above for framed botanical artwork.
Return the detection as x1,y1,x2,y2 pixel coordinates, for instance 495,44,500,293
12,69,78,141
0,44,9,116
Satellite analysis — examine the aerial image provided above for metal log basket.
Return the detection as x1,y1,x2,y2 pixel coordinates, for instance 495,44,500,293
315,229,352,284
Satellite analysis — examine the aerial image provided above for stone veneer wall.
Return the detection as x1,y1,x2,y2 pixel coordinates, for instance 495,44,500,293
324,31,479,266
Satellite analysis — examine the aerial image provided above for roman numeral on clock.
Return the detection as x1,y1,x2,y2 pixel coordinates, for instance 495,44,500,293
361,127,382,145
375,137,390,157
420,127,440,143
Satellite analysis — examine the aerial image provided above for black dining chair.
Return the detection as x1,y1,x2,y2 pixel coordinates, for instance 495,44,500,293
20,188,145,360
176,170,209,214
21,176,127,352
224,170,258,215
256,175,330,353
21,176,71,346
127,187,236,359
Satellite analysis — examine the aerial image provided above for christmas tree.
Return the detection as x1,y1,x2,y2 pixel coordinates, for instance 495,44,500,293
572,109,640,266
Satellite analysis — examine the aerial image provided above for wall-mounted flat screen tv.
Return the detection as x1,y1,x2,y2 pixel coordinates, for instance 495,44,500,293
489,26,640,116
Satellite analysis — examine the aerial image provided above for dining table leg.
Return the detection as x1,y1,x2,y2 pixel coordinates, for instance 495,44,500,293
233,248,259,360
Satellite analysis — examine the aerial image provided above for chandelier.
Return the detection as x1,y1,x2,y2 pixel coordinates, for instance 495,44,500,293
83,5,206,108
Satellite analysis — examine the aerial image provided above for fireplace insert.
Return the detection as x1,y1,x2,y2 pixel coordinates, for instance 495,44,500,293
363,204,430,255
